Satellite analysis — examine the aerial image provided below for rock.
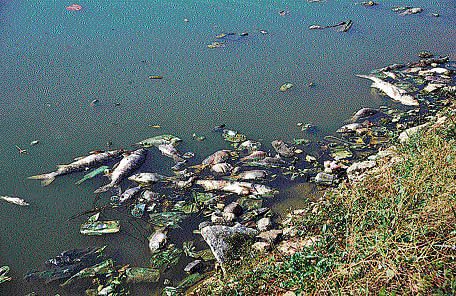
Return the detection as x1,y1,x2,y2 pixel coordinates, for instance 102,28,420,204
257,229,282,244
252,242,271,253
278,236,321,256
398,123,429,143
199,221,212,230
184,260,203,273
211,213,227,225
282,226,298,238
200,223,258,266
346,160,377,182
223,202,243,217
222,212,236,223
257,217,272,231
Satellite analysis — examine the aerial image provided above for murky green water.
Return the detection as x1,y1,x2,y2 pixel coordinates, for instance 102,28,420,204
1,0,455,294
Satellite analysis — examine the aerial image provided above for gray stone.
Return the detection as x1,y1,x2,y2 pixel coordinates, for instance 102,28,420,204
222,212,236,223
198,221,212,230
200,223,258,267
257,217,272,231
211,213,226,225
252,241,271,253
398,123,429,143
346,160,377,182
256,229,282,244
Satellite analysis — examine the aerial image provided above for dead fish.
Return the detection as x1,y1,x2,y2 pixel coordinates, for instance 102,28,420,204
0,195,30,206
148,229,167,253
357,75,419,106
336,123,364,133
271,140,294,157
117,186,142,203
158,143,185,164
351,108,378,122
196,150,231,170
29,150,125,186
246,156,285,167
196,180,250,195
128,172,168,184
94,149,147,194
211,163,233,174
229,170,267,180
240,150,267,162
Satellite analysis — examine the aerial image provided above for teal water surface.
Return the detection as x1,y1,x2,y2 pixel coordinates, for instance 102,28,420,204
1,0,455,295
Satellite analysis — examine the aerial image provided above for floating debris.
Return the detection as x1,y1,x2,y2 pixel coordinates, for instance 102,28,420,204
75,166,109,185
0,266,11,284
80,220,120,236
207,42,225,48
279,83,293,91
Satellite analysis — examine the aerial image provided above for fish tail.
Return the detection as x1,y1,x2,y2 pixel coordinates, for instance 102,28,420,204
94,184,113,194
28,173,56,187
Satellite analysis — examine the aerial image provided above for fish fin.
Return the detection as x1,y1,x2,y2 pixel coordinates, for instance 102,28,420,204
40,177,55,187
28,173,56,186
28,174,48,180
75,179,84,185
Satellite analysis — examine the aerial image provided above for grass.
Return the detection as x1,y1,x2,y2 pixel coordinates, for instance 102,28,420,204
191,107,456,296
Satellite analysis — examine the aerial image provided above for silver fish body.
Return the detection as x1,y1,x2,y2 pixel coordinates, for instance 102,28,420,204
95,149,147,194
29,150,124,186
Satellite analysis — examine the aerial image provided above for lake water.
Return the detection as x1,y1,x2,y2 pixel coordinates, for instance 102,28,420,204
1,0,455,295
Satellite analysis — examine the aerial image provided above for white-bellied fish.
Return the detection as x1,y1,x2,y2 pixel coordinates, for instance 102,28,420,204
29,150,124,186
357,75,419,106
0,195,30,206
128,172,168,184
136,135,181,148
94,149,147,194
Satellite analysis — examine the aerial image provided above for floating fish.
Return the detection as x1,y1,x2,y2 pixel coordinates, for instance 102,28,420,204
357,75,419,106
0,266,11,284
60,259,114,287
128,172,168,184
0,195,29,206
29,150,124,186
271,140,294,157
136,135,181,148
94,149,147,194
